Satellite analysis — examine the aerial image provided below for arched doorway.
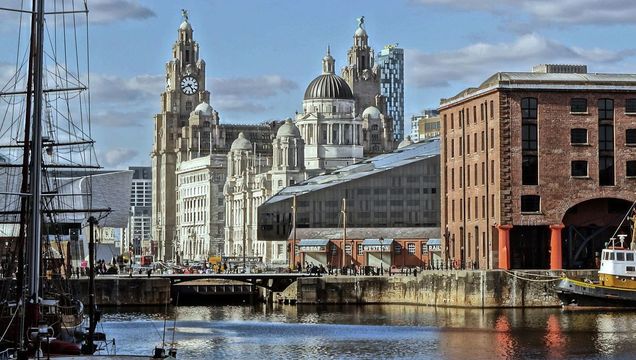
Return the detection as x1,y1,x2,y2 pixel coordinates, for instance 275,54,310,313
562,198,632,269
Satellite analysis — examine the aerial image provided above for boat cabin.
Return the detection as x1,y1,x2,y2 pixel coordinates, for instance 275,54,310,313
598,235,636,288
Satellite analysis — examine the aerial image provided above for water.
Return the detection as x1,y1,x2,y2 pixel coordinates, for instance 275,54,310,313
99,305,636,359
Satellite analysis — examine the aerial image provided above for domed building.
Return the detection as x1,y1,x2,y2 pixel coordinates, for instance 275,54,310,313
296,47,363,171
223,122,306,267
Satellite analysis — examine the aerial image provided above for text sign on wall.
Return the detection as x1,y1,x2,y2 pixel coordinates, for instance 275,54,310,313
363,245,391,252
428,244,441,252
300,246,326,252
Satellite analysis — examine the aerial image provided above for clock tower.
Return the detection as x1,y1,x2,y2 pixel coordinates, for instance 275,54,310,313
152,10,210,261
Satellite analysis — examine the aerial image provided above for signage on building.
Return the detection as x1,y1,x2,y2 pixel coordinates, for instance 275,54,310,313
222,256,262,264
428,244,441,252
300,246,326,252
363,244,391,252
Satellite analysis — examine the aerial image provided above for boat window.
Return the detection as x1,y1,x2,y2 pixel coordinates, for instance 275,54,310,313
609,252,615,261
617,252,625,261
603,252,609,260
627,253,634,262
627,266,635,272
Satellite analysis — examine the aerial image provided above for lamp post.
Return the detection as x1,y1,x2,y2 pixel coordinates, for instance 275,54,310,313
379,237,384,275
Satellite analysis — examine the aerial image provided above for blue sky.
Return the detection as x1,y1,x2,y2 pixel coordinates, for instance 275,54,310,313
2,0,636,168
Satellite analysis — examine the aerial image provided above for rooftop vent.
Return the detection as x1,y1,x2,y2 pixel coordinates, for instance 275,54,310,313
532,64,587,74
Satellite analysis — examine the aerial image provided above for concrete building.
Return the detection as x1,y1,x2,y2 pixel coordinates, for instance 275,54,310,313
175,155,226,263
151,12,277,261
258,139,441,266
439,64,636,270
341,17,394,156
123,167,152,256
410,110,440,142
378,44,405,142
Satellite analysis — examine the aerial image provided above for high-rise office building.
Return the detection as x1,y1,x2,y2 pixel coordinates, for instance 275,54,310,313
378,44,404,141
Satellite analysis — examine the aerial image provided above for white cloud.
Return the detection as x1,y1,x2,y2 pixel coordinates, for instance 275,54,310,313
406,33,634,88
90,0,156,24
211,75,298,114
91,74,163,105
100,147,139,168
410,0,636,25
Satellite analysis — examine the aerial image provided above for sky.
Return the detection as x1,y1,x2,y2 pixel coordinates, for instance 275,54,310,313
2,0,636,169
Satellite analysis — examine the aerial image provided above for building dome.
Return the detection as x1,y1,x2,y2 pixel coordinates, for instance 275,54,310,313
397,136,414,149
362,106,381,119
230,132,252,151
304,74,354,100
355,27,367,37
276,118,301,138
193,101,213,116
179,20,191,31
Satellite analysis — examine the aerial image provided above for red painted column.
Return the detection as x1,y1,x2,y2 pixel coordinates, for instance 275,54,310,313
550,223,565,270
497,224,513,270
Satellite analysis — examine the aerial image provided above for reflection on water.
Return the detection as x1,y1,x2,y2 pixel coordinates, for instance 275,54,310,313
99,305,636,359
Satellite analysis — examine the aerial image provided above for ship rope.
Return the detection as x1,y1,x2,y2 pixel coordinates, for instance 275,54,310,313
502,269,562,283
0,302,20,344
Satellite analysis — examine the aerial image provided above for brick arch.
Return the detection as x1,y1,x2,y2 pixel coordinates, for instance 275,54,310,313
555,195,634,225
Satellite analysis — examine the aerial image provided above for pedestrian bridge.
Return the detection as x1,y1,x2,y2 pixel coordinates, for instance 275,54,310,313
152,273,315,292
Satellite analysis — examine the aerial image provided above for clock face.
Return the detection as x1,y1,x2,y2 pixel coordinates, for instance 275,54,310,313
180,76,199,95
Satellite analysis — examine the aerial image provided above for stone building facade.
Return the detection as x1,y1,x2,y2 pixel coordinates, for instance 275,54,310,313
439,64,636,270
224,121,306,267
341,18,394,156
151,13,277,261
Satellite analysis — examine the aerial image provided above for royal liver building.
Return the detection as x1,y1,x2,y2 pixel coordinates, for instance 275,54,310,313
151,12,276,262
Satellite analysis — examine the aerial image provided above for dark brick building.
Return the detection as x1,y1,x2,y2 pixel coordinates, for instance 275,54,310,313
439,64,636,270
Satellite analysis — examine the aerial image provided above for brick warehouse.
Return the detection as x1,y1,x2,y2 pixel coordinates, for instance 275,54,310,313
439,64,636,270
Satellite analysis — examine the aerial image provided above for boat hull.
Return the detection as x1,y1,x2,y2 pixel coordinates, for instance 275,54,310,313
556,278,636,309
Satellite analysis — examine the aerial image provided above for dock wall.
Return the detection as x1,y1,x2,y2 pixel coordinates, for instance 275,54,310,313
296,270,597,307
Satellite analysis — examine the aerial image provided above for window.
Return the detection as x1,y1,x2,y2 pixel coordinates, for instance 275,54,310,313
598,99,614,121
571,160,588,177
357,244,363,255
331,245,337,255
626,99,636,113
522,155,538,185
521,98,537,120
627,161,636,177
407,243,416,255
521,195,540,212
345,244,352,255
599,156,614,186
522,124,537,150
617,252,625,261
626,129,636,145
570,129,588,144
599,125,614,151
570,98,587,113
394,244,402,255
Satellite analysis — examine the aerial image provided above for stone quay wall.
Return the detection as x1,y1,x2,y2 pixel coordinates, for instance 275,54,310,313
296,270,597,308
68,277,171,306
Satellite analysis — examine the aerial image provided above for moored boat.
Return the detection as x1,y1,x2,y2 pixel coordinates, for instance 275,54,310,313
556,234,636,309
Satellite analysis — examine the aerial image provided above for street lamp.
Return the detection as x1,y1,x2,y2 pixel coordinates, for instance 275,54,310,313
379,237,384,275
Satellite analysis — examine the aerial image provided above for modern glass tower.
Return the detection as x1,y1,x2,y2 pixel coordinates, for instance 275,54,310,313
378,45,404,141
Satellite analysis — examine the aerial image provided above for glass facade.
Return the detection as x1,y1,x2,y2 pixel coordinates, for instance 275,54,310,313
378,46,404,141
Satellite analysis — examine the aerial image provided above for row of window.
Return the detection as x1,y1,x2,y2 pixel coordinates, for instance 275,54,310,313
569,97,636,115
570,160,636,177
448,194,496,222
444,100,496,131
447,160,496,190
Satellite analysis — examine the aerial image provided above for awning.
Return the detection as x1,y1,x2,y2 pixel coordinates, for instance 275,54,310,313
298,239,330,252
299,239,330,246
362,238,394,252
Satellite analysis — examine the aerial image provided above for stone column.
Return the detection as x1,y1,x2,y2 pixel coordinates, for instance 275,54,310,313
550,223,564,270
496,224,512,270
